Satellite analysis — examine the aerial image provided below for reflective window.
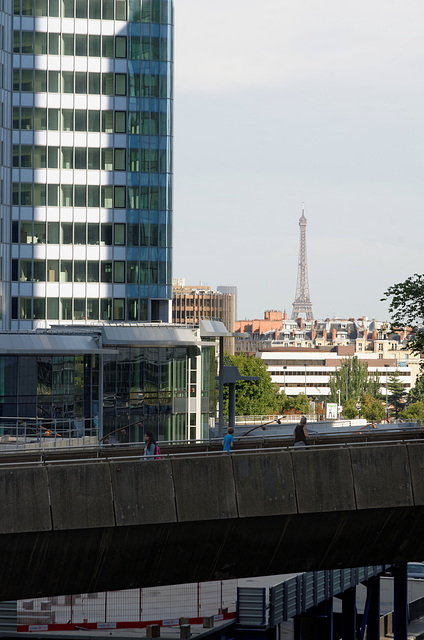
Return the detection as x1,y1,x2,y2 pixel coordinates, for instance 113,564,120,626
88,224,99,245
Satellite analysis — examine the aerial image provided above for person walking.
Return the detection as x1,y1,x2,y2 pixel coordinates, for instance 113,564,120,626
223,427,234,453
144,430,158,458
293,416,309,448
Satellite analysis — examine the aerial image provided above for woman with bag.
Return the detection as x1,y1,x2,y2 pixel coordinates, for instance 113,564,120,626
144,430,161,459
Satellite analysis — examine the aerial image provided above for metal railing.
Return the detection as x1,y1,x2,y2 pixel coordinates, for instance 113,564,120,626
227,414,318,426
0,416,99,450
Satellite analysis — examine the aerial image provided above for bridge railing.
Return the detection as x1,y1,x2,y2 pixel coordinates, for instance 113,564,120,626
0,416,98,450
227,414,317,426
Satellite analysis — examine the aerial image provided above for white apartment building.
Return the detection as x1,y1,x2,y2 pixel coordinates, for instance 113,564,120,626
257,346,418,399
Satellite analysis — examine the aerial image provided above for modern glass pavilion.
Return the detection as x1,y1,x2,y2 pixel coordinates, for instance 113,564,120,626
0,321,221,442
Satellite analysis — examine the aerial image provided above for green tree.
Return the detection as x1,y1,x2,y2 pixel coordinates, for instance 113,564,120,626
343,397,358,419
387,371,407,418
367,371,382,399
223,353,280,416
278,390,291,414
328,357,379,404
382,274,424,355
399,401,424,422
360,394,385,422
291,393,310,415
408,374,424,404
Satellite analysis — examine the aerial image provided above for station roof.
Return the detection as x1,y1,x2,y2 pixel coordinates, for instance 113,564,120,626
101,325,201,347
199,319,233,337
0,333,106,355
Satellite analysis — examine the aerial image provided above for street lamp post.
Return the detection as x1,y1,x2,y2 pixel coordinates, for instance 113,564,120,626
283,365,287,394
304,364,307,395
337,389,341,419
385,364,390,422
346,364,349,402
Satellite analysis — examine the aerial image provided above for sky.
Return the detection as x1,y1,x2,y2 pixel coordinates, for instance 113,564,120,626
172,1,424,322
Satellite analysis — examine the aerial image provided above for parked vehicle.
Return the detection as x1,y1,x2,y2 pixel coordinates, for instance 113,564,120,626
408,563,424,579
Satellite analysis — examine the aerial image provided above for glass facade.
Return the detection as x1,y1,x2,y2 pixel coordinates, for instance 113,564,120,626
0,0,12,328
0,340,216,442
7,0,173,329
0,353,99,428
103,345,195,441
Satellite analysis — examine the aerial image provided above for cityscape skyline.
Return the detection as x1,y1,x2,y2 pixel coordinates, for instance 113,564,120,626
173,0,424,322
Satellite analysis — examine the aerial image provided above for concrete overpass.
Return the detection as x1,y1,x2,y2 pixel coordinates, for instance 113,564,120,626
1,440,424,600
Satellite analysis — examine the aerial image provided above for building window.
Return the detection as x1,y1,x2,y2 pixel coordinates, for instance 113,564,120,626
47,298,59,319
101,299,112,321
73,299,85,320
113,299,125,320
20,298,32,320
60,298,72,320
114,224,125,245
87,299,99,320
114,261,125,283
101,262,113,283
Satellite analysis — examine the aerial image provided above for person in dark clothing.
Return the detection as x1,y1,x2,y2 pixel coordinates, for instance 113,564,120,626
293,416,309,447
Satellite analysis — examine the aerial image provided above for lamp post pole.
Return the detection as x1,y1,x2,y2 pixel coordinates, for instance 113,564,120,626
385,364,389,422
337,389,341,419
346,364,348,402
304,364,307,395
283,365,287,393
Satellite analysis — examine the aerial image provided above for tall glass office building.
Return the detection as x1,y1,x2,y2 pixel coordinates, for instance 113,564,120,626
5,0,173,329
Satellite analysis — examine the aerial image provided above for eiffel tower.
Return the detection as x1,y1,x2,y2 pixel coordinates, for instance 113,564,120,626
291,204,314,320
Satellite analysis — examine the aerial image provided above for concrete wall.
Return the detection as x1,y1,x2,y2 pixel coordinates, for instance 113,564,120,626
1,443,424,599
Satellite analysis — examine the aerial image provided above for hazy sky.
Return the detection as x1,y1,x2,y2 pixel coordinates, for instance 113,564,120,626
173,1,424,321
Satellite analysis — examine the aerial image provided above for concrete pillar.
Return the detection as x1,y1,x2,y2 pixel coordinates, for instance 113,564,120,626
203,616,214,628
293,615,302,640
393,563,408,640
218,337,224,438
341,587,356,640
228,383,236,429
317,599,333,640
362,576,380,640
146,624,160,638
98,354,104,441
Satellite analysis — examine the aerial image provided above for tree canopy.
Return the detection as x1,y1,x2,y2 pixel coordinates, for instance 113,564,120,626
343,397,359,419
328,357,380,405
223,353,281,416
382,274,424,354
360,394,385,423
399,401,424,422
408,374,424,404
387,371,407,418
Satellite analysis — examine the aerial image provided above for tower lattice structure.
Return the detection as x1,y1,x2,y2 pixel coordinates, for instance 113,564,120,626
291,205,314,320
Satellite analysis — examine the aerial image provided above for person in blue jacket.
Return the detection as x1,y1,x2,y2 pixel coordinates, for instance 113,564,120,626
144,430,157,457
223,427,234,453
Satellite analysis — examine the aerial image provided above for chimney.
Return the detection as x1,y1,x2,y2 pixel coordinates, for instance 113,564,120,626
323,329,327,342
299,317,303,330
283,310,287,320
332,328,337,340
311,328,316,341
372,330,377,341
